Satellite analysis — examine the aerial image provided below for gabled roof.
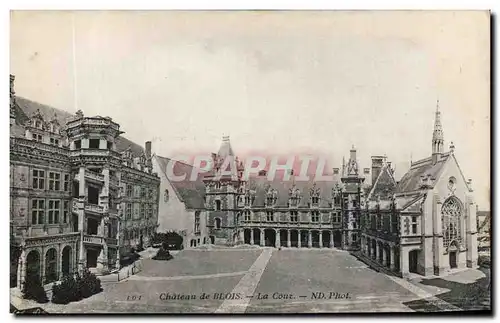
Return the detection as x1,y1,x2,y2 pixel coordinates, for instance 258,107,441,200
396,153,451,193
246,174,341,208
11,96,145,158
367,162,397,201
154,155,206,209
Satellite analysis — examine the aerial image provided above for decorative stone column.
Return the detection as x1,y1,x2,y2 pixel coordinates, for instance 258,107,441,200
275,230,280,248
382,247,387,267
250,229,254,245
308,231,312,248
298,232,302,248
375,242,380,262
319,231,323,248
16,249,25,289
287,230,291,247
330,231,334,248
260,230,264,246
390,246,396,271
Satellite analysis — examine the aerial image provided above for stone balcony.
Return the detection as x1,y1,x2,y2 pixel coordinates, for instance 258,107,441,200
85,203,105,215
85,171,105,183
83,234,104,245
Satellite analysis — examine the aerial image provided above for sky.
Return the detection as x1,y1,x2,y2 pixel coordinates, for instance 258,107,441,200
10,11,490,209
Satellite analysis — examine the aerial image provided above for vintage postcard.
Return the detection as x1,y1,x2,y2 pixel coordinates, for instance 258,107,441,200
9,10,491,314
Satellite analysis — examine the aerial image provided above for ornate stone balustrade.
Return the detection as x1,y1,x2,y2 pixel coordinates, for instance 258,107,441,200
10,137,68,156
85,203,104,215
83,234,103,245
85,171,105,182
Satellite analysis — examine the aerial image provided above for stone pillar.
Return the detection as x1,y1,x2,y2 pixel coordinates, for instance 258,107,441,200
375,242,380,262
382,247,387,267
16,249,25,289
390,246,396,271
115,219,121,269
298,232,302,248
250,229,254,245
78,167,86,271
287,230,291,247
260,230,264,246
308,231,312,248
433,195,444,275
330,231,334,248
275,230,280,248
401,248,409,278
319,231,323,248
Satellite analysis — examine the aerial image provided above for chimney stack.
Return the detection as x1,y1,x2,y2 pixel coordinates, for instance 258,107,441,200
371,156,384,184
145,141,152,158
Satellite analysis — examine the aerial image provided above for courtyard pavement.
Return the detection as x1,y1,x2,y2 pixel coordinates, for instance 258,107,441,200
14,247,491,314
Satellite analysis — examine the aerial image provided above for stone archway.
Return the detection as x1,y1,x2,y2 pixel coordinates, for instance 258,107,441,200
45,248,58,283
279,230,288,247
61,246,72,276
311,231,320,248
264,229,276,247
333,230,342,248
300,230,309,247
244,229,252,244
290,230,299,247
371,240,377,259
322,231,331,248
252,228,261,246
26,250,41,280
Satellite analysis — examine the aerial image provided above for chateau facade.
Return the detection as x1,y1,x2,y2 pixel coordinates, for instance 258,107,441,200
204,137,366,250
10,75,160,288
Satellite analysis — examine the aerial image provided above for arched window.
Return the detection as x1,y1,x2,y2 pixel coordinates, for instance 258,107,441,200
442,197,462,248
45,248,58,283
214,218,221,230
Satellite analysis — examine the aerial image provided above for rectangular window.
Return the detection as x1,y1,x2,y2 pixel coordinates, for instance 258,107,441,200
311,211,320,222
140,203,145,218
391,214,398,233
311,196,319,205
31,199,45,225
141,187,146,198
194,211,200,234
290,211,298,222
64,174,70,192
334,195,341,206
48,172,61,191
126,203,132,220
411,216,418,234
74,140,81,149
266,211,274,222
352,200,357,208
33,134,43,142
32,169,45,189
63,200,69,223
352,233,358,242
244,210,251,221
126,184,133,197
48,200,60,224
89,139,100,149
332,212,341,223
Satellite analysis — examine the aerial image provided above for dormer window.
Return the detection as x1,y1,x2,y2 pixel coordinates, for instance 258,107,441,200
50,138,59,146
312,196,319,205
33,134,43,142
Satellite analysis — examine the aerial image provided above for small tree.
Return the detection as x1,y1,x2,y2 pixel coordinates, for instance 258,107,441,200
21,275,48,304
51,274,79,304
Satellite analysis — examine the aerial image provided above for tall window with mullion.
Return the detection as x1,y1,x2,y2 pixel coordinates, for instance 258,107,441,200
31,199,45,225
194,211,200,234
48,200,60,224
32,169,45,189
48,172,61,191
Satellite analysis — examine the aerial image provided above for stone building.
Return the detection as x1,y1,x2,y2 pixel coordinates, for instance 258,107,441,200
359,105,478,277
204,136,365,249
152,155,210,249
9,75,160,288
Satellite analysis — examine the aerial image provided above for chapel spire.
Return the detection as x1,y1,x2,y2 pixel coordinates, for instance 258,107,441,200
432,100,444,164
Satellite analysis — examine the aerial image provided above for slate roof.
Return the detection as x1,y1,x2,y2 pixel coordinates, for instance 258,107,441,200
367,163,397,201
246,174,342,208
395,153,451,193
154,155,206,209
11,96,145,157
